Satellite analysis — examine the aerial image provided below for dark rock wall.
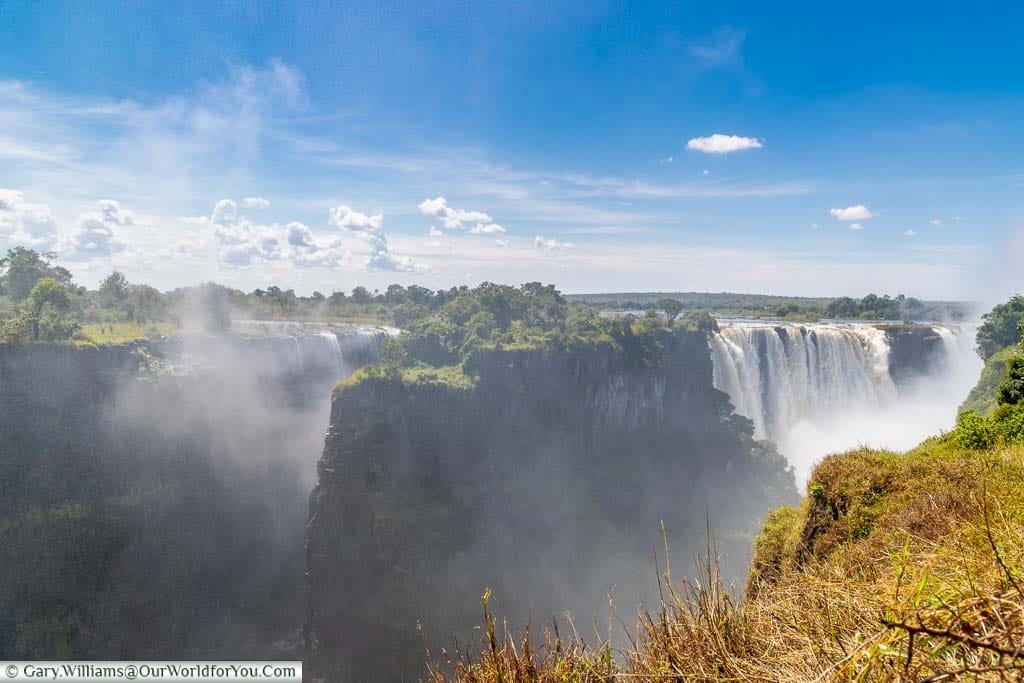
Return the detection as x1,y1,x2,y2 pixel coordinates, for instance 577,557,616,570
0,333,382,660
884,325,947,387
305,330,797,681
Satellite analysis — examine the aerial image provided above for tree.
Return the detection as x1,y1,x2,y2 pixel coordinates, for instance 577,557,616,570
265,285,296,316
384,284,407,305
126,284,165,323
657,298,684,325
350,286,371,304
99,271,130,308
998,355,1024,406
977,295,1024,359
0,247,73,301
27,277,73,340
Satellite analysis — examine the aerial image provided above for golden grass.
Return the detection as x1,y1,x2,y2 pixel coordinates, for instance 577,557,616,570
78,321,180,344
424,443,1024,681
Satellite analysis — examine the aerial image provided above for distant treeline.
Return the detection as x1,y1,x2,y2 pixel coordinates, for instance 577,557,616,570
568,291,969,322
0,246,971,347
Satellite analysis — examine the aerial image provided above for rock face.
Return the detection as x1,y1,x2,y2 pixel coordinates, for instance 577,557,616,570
305,328,798,682
884,325,947,387
0,331,385,661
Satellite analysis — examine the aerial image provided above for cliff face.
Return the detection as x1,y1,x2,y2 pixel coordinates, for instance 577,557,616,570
0,332,382,661
305,329,798,682
884,325,947,387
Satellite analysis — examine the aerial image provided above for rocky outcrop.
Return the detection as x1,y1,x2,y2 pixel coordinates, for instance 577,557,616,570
305,329,798,682
883,325,947,387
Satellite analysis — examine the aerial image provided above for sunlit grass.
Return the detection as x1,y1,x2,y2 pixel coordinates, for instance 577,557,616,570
78,321,180,344
425,443,1024,681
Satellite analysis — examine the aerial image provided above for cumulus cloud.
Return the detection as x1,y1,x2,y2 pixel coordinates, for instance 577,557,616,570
286,221,346,268
494,239,511,248
428,226,443,237
328,204,383,231
62,199,133,260
904,229,916,236
930,218,943,226
534,235,573,255
469,222,506,234
830,205,876,221
328,203,423,272
184,198,283,266
0,189,59,249
417,196,498,232
849,223,864,231
686,134,763,154
243,196,270,209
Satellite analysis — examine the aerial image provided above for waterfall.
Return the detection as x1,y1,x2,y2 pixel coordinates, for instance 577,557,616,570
709,321,981,483
232,319,396,381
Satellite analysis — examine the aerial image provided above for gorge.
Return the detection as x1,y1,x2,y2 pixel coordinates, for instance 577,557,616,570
0,313,982,681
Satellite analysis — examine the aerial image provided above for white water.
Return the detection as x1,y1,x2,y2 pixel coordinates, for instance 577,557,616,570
710,321,982,485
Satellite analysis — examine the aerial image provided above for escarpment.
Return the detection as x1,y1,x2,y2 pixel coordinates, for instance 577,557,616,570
0,329,386,661
305,328,798,682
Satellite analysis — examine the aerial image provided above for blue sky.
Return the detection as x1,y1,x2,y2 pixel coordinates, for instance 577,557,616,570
1,1,1022,299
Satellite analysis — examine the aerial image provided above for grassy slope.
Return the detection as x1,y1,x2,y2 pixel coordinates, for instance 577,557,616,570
427,439,1024,681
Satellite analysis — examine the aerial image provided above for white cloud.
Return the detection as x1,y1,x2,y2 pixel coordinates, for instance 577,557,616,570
930,218,943,226
243,197,270,209
830,205,876,221
904,229,916,236
702,169,710,175
811,223,820,229
658,156,674,164
955,215,965,222
534,235,573,255
328,204,383,231
686,134,763,154
0,189,59,249
428,226,443,236
286,221,346,267
469,222,506,234
186,198,285,266
849,223,864,231
62,199,133,260
494,239,510,248
328,203,423,272
417,196,492,230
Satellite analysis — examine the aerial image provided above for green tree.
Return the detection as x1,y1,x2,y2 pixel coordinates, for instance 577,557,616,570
99,271,130,309
0,247,73,301
27,277,73,340
350,286,371,304
126,284,165,323
657,298,684,325
997,355,1024,406
976,295,1024,359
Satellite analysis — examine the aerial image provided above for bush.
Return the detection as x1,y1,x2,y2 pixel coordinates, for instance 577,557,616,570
951,410,997,449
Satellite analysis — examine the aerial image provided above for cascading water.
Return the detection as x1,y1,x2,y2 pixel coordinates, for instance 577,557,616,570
710,321,982,483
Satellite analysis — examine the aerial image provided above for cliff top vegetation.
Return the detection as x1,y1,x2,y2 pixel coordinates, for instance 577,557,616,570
342,281,718,391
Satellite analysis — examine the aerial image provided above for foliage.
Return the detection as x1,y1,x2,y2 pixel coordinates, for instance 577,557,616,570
426,442,1024,682
569,290,964,322
961,346,1019,415
976,294,1024,359
0,247,73,302
997,354,1024,405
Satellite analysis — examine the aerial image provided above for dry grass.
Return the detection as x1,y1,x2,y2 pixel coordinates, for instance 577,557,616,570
423,444,1024,682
